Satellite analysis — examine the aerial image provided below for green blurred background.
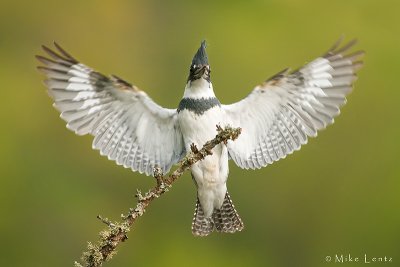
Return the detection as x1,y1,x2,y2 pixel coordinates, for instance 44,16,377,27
1,0,399,266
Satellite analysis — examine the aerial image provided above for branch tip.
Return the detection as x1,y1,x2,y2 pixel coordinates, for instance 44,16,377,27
190,143,199,153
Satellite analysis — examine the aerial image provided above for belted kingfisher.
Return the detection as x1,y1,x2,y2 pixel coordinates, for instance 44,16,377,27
36,38,363,236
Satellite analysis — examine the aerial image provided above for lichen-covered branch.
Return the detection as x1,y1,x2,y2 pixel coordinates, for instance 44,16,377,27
74,125,241,267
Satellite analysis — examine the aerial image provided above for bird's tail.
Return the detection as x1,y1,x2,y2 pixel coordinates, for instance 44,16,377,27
191,192,244,236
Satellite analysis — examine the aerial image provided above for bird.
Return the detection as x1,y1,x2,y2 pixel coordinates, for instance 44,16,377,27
36,37,364,236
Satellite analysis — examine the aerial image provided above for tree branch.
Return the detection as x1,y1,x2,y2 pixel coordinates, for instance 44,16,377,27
74,125,242,267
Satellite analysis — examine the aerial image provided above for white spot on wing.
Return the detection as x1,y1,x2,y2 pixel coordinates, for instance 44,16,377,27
66,83,93,91
68,69,89,79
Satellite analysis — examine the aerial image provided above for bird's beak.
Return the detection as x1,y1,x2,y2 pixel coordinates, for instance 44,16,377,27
188,40,211,82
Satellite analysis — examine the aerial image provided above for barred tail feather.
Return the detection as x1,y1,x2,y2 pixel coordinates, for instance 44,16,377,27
213,192,244,233
192,199,214,236
191,192,244,236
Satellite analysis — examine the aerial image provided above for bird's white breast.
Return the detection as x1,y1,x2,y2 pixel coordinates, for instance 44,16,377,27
178,106,223,148
178,104,229,216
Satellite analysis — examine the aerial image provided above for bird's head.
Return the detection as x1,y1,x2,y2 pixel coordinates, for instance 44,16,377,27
188,40,211,83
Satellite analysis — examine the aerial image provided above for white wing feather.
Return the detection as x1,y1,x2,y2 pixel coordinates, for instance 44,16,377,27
37,43,185,175
223,38,364,169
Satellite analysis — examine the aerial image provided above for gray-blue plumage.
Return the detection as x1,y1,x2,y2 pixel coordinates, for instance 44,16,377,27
191,40,208,66
177,97,220,115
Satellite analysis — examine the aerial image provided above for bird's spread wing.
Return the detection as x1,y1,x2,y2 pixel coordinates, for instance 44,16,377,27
37,43,186,175
223,38,364,169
